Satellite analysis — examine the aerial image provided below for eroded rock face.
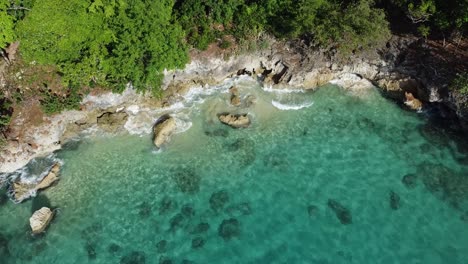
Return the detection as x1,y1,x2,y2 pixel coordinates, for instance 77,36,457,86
30,207,54,234
96,111,129,132
153,115,176,148
218,113,250,128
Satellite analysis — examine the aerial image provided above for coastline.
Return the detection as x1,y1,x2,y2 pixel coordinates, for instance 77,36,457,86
0,35,465,174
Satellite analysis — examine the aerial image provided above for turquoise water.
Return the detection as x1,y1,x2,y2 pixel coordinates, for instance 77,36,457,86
1,80,468,264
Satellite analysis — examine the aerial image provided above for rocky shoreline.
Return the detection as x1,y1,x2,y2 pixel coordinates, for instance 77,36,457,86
0,35,466,175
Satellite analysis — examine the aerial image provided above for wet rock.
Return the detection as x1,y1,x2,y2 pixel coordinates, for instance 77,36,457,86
405,92,423,111
229,86,241,106
218,113,251,128
389,191,401,210
30,207,54,234
209,190,229,211
181,204,195,218
307,205,318,218
120,251,146,264
153,115,177,149
226,203,252,216
327,199,352,225
159,256,173,264
189,222,210,234
218,218,241,241
86,242,97,260
245,95,257,107
138,202,152,218
402,174,418,189
97,111,128,132
156,240,167,253
159,197,177,215
173,167,201,194
191,237,205,249
108,243,122,253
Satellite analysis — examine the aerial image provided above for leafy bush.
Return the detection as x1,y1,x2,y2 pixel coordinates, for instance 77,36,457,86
40,88,82,115
450,72,468,95
0,96,13,127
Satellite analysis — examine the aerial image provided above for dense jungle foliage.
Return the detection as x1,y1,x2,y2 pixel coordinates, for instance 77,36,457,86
0,0,467,121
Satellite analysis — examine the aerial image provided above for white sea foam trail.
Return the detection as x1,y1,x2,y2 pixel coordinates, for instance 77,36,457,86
271,100,314,110
262,85,306,94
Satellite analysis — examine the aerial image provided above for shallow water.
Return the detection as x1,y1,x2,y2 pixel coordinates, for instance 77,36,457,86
1,79,468,264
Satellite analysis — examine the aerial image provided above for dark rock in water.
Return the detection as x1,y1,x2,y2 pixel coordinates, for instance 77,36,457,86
120,251,146,264
0,232,10,257
138,201,152,218
86,242,97,260
225,138,256,167
159,256,173,264
460,212,468,222
210,190,229,211
169,213,187,231
402,174,418,189
61,139,81,152
327,199,352,225
192,237,205,249
31,194,52,214
204,129,229,138
181,260,195,264
226,202,252,216
159,196,177,215
389,191,401,210
307,205,318,218
156,240,168,253
181,204,195,218
0,187,8,206
189,222,210,235
172,167,201,194
108,243,122,253
218,218,241,241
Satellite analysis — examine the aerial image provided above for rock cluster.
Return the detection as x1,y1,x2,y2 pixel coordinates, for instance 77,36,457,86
11,163,60,203
29,207,54,234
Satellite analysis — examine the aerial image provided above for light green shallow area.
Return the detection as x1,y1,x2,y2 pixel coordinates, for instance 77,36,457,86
1,80,468,264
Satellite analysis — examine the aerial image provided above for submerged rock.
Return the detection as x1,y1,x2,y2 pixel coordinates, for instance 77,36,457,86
209,190,229,211
327,199,352,225
169,213,187,231
159,256,173,264
159,196,177,215
229,86,241,107
138,201,152,218
189,222,210,235
218,218,241,241
0,232,10,257
191,237,205,249
389,191,401,210
153,115,177,149
120,251,146,264
30,207,54,234
85,242,97,260
181,204,195,218
218,113,251,128
226,202,252,217
402,173,418,189
156,240,167,253
204,128,229,138
108,243,122,253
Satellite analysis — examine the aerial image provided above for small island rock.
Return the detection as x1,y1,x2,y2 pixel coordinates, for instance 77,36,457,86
30,207,54,234
36,163,60,191
218,113,250,128
153,115,177,148
229,86,241,106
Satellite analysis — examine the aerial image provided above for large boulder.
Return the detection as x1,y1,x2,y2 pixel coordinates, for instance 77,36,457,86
153,115,177,148
36,163,60,191
218,113,250,128
404,92,423,111
30,207,54,234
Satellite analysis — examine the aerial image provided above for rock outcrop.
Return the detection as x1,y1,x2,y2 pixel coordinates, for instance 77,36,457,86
218,113,250,128
153,115,176,148
405,92,423,111
30,207,54,234
96,111,129,132
11,163,60,203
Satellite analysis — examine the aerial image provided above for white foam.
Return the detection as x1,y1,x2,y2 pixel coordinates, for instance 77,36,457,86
271,100,314,110
262,84,305,94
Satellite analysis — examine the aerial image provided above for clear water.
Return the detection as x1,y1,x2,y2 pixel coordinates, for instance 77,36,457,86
1,79,468,264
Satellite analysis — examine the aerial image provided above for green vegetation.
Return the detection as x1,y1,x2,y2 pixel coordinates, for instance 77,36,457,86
450,72,468,95
0,96,12,127
0,0,466,117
